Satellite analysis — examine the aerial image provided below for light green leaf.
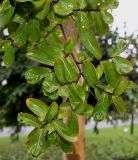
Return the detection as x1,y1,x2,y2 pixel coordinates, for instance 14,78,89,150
96,65,103,80
83,61,98,87
26,98,49,121
53,120,77,142
100,0,119,10
80,30,102,59
113,56,133,74
18,112,42,127
54,0,77,16
101,10,114,24
27,128,45,157
67,112,79,135
27,49,54,66
74,103,94,117
45,102,58,122
42,73,60,93
112,96,126,113
70,83,86,101
25,67,51,84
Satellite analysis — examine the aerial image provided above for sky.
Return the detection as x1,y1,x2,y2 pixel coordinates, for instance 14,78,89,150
112,0,138,36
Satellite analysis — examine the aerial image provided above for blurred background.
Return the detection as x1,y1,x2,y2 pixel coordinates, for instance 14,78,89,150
0,0,138,160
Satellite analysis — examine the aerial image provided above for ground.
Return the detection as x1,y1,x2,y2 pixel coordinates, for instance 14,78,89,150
0,125,138,160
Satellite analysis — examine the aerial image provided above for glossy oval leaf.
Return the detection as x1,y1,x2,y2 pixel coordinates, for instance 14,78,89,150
113,56,133,74
26,98,49,121
18,112,42,127
83,61,98,87
25,67,51,84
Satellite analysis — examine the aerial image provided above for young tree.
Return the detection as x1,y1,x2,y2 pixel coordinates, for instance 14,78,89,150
0,0,134,159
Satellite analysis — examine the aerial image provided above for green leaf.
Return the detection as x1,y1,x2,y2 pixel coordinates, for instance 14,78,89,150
83,61,98,87
74,103,94,117
45,102,58,122
110,39,129,57
45,132,57,148
70,83,86,101
86,0,102,9
3,42,14,68
64,38,75,54
91,12,109,35
18,112,42,127
54,0,77,16
0,0,14,29
112,96,126,113
101,10,114,24
27,49,54,66
100,0,119,10
113,56,133,74
42,73,60,93
55,56,79,84
57,135,73,153
27,128,45,157
78,12,91,30
11,23,27,47
26,98,49,121
96,83,114,94
80,30,102,59
58,84,83,107
35,0,50,20
67,112,79,135
96,65,103,80
27,19,41,42
113,77,128,96
93,93,109,121
13,13,26,24
25,67,51,84
101,60,120,83
53,120,77,142
78,0,88,9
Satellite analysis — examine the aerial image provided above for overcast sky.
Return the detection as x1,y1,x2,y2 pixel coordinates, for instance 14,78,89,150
112,0,138,36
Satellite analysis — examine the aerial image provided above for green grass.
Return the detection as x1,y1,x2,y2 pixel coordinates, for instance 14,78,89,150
0,125,138,160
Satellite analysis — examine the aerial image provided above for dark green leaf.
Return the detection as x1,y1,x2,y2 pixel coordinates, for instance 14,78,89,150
0,0,14,29
27,19,41,42
83,61,98,87
93,93,109,121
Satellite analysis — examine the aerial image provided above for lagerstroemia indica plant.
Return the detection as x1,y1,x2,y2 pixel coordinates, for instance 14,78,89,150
0,0,134,157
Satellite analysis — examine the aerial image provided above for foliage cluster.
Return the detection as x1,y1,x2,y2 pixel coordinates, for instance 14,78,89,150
0,0,134,157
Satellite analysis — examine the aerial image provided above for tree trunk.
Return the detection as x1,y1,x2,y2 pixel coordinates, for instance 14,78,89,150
61,19,86,160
